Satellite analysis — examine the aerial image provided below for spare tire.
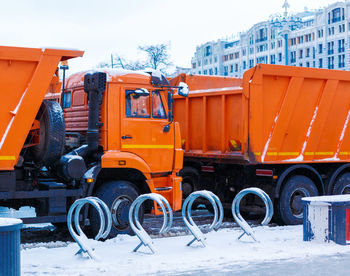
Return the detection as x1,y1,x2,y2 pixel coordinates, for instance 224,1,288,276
31,100,65,167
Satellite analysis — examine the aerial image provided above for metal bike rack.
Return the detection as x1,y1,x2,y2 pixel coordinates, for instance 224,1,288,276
129,193,173,254
231,187,273,242
182,190,224,247
67,197,112,260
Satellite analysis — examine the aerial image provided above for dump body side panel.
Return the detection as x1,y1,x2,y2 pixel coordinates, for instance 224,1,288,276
249,64,350,164
0,46,83,170
172,74,247,161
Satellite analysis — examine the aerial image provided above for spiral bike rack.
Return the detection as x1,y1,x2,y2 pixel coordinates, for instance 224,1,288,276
231,188,273,242
182,190,224,247
129,193,173,254
67,197,112,260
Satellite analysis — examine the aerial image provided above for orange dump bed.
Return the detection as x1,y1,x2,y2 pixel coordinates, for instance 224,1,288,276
172,64,350,164
0,46,83,170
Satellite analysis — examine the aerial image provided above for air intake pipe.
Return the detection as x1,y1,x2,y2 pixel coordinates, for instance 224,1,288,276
84,72,106,152
56,72,106,183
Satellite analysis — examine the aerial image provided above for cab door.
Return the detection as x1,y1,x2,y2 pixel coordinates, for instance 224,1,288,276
121,88,174,173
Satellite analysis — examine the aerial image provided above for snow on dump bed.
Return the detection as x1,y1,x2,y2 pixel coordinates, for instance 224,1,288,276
21,225,350,275
0,217,22,227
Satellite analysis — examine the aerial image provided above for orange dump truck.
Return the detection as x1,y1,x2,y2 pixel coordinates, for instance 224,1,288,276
171,64,350,225
0,46,185,237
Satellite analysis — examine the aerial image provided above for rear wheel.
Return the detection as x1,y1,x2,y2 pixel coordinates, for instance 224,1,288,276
278,175,318,225
180,167,199,198
332,172,350,195
90,180,143,238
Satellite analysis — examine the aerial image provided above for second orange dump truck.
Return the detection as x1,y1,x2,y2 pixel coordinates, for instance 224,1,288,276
0,46,187,237
171,64,350,225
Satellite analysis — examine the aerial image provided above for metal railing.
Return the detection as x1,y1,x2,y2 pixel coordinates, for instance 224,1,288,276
182,190,223,247
231,188,273,242
67,197,112,260
129,193,173,254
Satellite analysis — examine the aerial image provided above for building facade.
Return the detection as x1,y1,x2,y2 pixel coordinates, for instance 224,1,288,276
190,1,350,77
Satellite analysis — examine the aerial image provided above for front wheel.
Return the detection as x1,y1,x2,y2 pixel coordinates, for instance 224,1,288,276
278,175,318,225
90,180,143,238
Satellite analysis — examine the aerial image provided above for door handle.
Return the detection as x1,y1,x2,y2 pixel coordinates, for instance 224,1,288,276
122,135,133,139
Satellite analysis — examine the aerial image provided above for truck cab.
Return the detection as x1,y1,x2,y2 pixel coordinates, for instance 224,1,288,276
63,69,186,236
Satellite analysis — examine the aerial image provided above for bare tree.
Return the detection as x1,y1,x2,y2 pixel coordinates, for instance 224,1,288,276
97,54,146,70
139,43,171,70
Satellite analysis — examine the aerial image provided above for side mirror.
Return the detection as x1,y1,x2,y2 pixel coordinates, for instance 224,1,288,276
178,82,189,97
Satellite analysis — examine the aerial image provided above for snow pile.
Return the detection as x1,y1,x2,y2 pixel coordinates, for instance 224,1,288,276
21,225,350,275
0,217,22,227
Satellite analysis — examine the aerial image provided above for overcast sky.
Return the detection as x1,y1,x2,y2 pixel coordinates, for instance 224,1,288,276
0,0,343,73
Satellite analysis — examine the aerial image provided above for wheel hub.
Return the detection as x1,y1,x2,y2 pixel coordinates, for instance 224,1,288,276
111,196,132,230
290,189,309,218
341,184,350,194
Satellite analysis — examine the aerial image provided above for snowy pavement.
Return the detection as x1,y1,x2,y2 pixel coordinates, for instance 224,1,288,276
21,225,350,275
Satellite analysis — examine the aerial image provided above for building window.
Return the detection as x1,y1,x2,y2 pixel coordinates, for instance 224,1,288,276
328,56,334,69
271,42,275,49
242,49,246,56
249,59,254,68
338,54,345,68
214,56,217,63
270,54,276,64
215,67,218,75
229,53,234,60
305,34,312,42
278,40,282,48
205,46,212,56
209,68,213,75
338,39,345,52
198,61,201,66
299,49,303,59
328,27,335,36
243,61,246,70
306,48,310,57
318,29,324,38
198,71,201,75
192,63,196,69
318,44,322,54
235,64,238,72
204,69,207,75
306,62,310,67
339,24,345,33
290,51,296,63
328,41,334,55
230,65,233,73
278,53,282,62
290,38,296,46
299,63,303,67
234,52,240,59
319,58,323,68
298,36,304,44
224,66,228,76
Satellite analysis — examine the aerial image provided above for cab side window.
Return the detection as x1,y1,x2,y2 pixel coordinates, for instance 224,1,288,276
152,91,166,119
125,89,150,118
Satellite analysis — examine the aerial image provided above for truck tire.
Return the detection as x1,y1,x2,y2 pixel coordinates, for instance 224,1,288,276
90,180,143,238
180,167,199,198
278,175,318,225
31,100,65,167
332,172,350,195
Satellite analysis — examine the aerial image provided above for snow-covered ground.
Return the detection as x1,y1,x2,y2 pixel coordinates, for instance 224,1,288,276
21,225,350,275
